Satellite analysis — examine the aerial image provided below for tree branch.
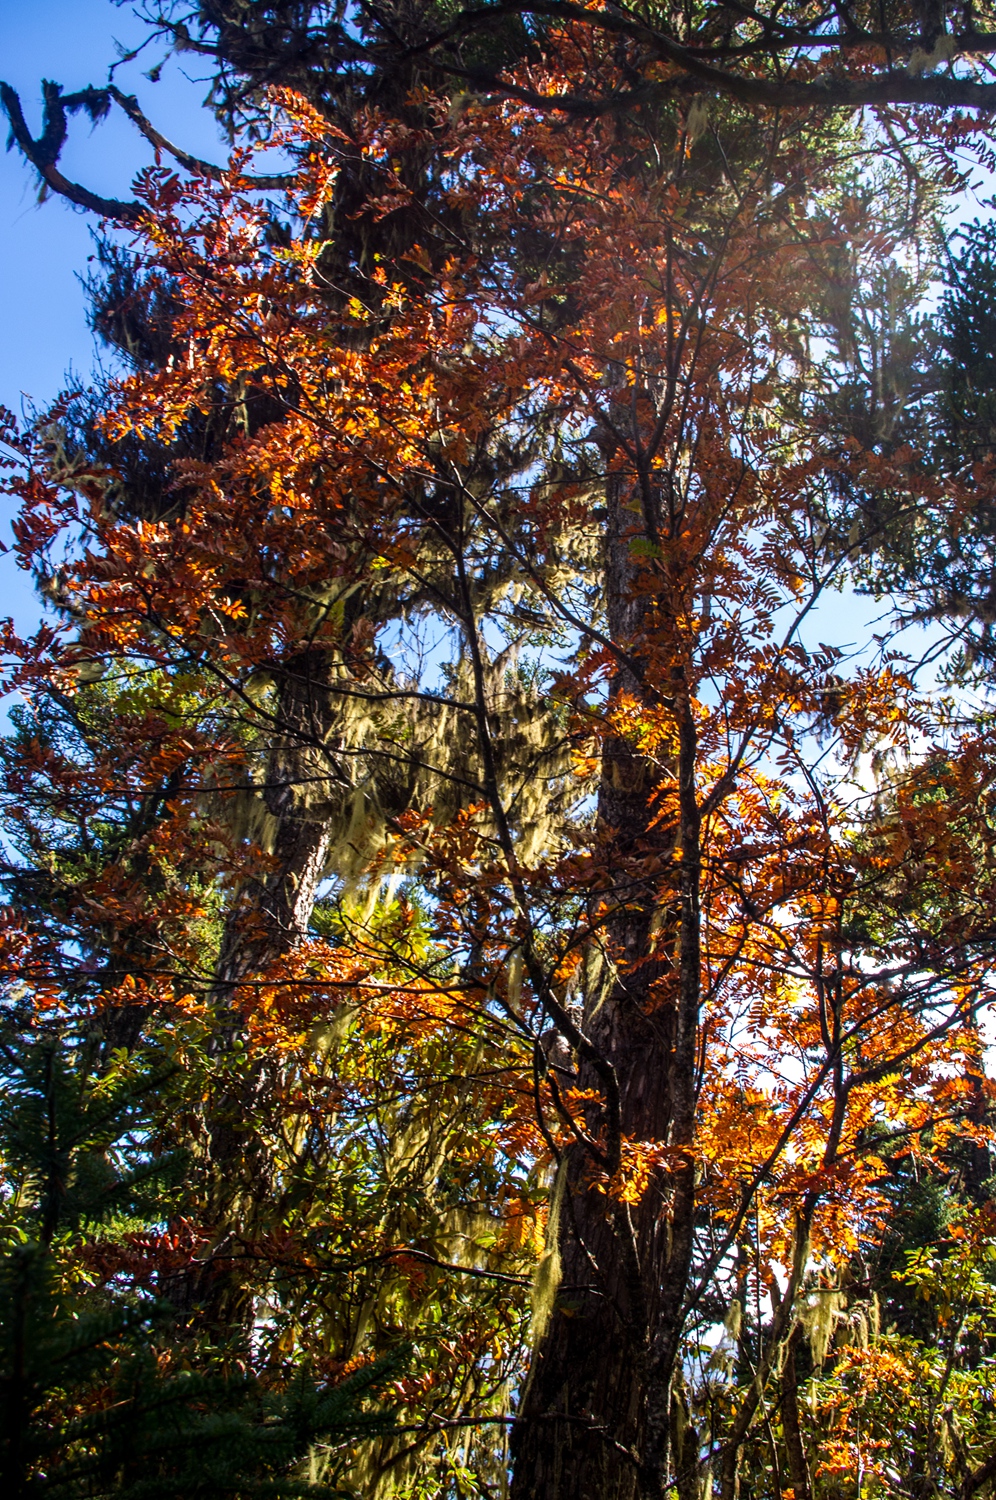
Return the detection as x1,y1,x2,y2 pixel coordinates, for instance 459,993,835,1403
106,86,297,190
1,81,143,223
0,79,297,228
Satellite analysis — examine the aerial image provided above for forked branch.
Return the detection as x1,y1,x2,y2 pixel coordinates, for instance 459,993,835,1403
1,79,295,226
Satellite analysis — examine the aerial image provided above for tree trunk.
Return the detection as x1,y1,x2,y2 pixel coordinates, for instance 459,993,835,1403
511,478,701,1499
671,1371,702,1500
781,1323,812,1500
167,649,339,1321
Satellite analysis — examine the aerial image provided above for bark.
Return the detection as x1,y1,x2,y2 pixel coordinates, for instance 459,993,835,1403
166,650,339,1320
719,1446,742,1500
781,1323,812,1500
671,1371,701,1500
511,478,700,1499
718,1225,814,1500
963,1446,996,1499
962,1024,992,1205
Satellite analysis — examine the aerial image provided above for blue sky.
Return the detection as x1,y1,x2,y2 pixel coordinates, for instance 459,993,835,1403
1,0,227,409
0,0,225,633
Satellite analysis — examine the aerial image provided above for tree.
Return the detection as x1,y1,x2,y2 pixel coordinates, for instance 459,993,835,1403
0,959,400,1499
10,0,996,208
5,30,996,1496
0,560,540,1494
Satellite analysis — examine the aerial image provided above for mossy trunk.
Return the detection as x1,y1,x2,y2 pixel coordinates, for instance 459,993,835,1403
167,650,337,1321
511,479,702,1499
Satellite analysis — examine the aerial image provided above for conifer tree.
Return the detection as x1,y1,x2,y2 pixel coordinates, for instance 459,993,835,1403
0,996,398,1498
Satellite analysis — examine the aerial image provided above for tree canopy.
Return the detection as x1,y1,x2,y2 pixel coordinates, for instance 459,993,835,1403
4,6,996,1500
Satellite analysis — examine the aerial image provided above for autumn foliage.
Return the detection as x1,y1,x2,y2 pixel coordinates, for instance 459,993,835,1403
4,20,996,1500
